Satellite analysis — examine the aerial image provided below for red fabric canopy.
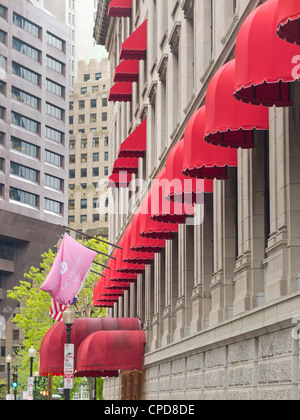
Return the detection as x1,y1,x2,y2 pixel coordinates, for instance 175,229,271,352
118,119,146,158
165,139,213,203
76,330,146,378
277,0,300,45
140,191,179,240
112,157,139,175
130,209,166,253
234,0,300,107
112,239,145,273
108,82,132,102
108,0,132,18
107,172,132,189
122,225,155,264
182,106,237,180
151,169,195,224
39,318,142,376
205,60,269,149
120,20,147,61
114,60,139,83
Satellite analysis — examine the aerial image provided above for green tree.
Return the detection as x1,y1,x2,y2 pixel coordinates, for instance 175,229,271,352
6,236,108,400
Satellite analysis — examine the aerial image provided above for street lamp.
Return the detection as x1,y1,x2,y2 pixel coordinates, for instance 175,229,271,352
62,303,76,401
28,346,37,377
5,354,12,395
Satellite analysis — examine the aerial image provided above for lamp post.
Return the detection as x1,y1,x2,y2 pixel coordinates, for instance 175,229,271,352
6,354,12,395
62,303,76,401
28,346,36,377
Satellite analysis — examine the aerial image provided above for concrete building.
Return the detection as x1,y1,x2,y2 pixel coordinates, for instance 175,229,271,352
0,0,68,379
37,0,99,90
68,49,110,239
94,0,300,400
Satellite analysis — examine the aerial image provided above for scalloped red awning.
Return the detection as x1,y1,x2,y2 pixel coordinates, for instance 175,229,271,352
107,172,132,189
234,0,300,107
118,119,146,158
277,0,300,45
120,20,147,61
108,0,132,18
165,139,213,203
122,225,155,265
108,82,132,102
112,157,139,175
182,106,237,180
114,60,139,83
130,209,166,253
205,59,269,149
76,330,146,378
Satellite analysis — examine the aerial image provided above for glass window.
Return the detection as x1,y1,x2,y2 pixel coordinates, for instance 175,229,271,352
69,140,76,149
79,115,85,124
84,74,90,81
90,114,97,123
102,97,108,107
45,126,63,144
12,86,40,110
13,13,40,37
90,99,97,108
81,168,87,178
45,174,62,191
44,198,62,214
92,167,99,177
81,199,87,209
10,162,38,182
46,55,64,74
79,100,85,109
102,112,107,121
0,30,7,45
93,153,99,162
46,79,64,97
68,215,75,223
46,103,64,120
45,150,63,167
81,154,87,163
80,215,87,223
12,62,40,86
81,139,87,148
11,137,38,158
81,87,87,94
69,169,75,179
93,198,99,208
95,73,102,80
104,152,109,161
9,187,37,207
11,112,39,134
93,138,99,147
46,32,64,50
69,155,75,164
92,86,99,93
12,37,40,61
68,200,75,210
93,214,100,222
0,5,7,20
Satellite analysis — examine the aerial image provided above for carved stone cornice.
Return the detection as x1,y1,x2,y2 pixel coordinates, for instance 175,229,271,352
168,22,181,54
181,0,194,19
157,54,168,82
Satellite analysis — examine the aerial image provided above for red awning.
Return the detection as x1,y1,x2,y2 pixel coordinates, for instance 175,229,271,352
151,169,195,224
110,238,146,274
234,0,300,107
130,209,166,253
182,106,238,180
140,191,179,240
120,20,147,61
112,157,139,175
122,225,155,265
205,60,269,149
277,0,300,45
76,330,146,378
39,318,142,376
165,139,213,203
107,172,132,189
118,119,146,158
108,0,132,18
114,60,139,83
108,82,132,102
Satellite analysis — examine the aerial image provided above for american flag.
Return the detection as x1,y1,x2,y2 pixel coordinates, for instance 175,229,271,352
49,298,66,322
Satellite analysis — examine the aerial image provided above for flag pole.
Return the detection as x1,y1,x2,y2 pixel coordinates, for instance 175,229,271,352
59,225,123,250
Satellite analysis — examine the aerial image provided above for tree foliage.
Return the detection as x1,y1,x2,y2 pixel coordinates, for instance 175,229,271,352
6,236,108,399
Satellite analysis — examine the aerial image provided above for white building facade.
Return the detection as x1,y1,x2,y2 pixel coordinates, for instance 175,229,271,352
94,0,300,400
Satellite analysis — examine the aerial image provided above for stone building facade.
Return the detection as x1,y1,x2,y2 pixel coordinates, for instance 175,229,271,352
94,0,300,400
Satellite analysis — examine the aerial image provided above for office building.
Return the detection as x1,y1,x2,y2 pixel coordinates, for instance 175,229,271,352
0,0,69,379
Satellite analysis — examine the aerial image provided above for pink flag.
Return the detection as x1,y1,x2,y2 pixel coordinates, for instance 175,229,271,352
41,234,97,306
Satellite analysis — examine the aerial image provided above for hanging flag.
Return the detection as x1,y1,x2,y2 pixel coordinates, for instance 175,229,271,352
49,299,66,322
41,234,97,306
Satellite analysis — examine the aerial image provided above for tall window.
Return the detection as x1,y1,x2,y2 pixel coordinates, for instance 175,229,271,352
12,37,40,61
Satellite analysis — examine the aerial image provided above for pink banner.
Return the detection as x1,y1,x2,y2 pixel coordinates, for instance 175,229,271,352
41,234,97,306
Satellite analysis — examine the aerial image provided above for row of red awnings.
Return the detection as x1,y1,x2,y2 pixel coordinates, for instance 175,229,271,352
96,0,300,307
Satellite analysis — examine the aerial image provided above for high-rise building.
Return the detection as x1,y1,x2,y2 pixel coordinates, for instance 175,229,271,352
68,47,110,239
0,0,69,378
37,0,99,90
